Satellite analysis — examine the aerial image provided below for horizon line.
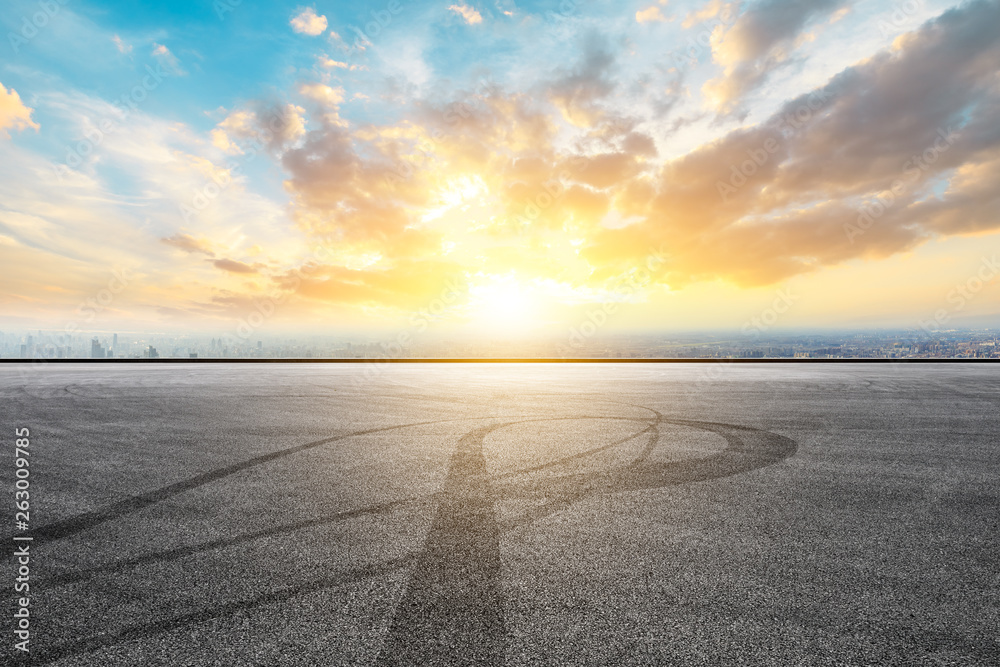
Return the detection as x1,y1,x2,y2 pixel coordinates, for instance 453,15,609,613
1,358,998,364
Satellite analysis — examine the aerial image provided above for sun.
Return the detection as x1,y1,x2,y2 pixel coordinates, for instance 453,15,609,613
467,275,542,333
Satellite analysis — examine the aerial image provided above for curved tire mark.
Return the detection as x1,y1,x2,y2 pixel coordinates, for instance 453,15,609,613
29,408,797,663
12,417,476,549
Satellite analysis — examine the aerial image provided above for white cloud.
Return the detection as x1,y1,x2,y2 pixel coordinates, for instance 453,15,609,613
111,34,132,54
290,7,328,36
299,83,345,107
318,56,357,70
151,43,187,76
449,4,483,25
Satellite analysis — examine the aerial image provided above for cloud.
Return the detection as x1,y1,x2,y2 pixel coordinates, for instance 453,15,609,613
0,85,307,333
318,57,349,69
299,83,345,107
151,43,186,76
212,258,258,274
290,7,328,35
276,259,465,309
13,0,999,326
0,83,39,137
211,103,307,155
587,0,1000,287
276,73,664,306
703,0,848,115
548,33,619,126
449,4,483,25
636,2,668,24
111,34,132,54
682,0,735,28
161,234,215,256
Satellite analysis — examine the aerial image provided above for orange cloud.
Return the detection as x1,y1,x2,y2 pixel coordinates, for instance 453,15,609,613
0,83,39,137
276,259,466,310
205,0,1000,316
213,258,258,274
162,234,215,256
449,4,483,25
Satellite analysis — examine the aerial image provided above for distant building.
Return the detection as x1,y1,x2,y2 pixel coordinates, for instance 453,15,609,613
147,345,159,359
91,338,104,359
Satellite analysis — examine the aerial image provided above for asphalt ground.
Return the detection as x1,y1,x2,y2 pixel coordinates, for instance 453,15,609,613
1,363,998,665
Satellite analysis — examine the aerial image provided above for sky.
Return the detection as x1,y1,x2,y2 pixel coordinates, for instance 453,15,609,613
1,0,999,340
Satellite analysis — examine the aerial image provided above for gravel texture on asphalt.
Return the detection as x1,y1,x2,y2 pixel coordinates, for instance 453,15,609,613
2,363,998,665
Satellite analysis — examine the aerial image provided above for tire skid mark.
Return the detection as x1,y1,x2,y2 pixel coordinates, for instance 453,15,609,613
42,497,422,587
374,413,798,666
31,558,415,666
9,417,477,549
11,413,649,552
490,415,656,480
25,406,798,663
498,417,797,530
378,423,507,666
38,417,653,591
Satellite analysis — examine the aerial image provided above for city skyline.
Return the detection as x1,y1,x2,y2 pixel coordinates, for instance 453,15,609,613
6,327,1000,360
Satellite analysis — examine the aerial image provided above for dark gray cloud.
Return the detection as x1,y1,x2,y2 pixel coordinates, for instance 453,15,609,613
212,258,258,274
587,0,1000,286
705,0,851,115
547,32,619,125
161,234,214,256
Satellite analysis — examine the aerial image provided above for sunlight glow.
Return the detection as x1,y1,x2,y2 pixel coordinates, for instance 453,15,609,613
467,274,543,333
421,175,490,223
